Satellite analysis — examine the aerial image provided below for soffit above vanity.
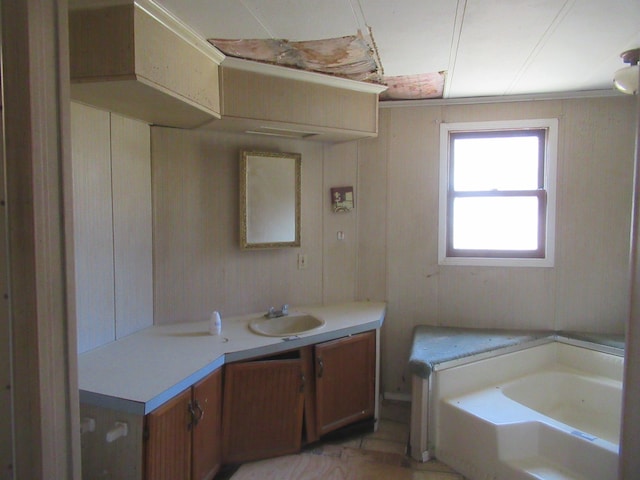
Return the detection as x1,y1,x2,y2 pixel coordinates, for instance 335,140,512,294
201,57,387,142
69,0,386,140
69,0,224,129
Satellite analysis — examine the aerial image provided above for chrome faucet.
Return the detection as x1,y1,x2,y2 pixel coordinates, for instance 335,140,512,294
265,304,289,318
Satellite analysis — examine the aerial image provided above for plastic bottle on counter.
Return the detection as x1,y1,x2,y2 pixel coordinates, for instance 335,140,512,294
209,311,222,335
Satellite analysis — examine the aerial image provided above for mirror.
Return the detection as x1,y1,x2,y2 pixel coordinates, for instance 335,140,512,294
240,150,301,249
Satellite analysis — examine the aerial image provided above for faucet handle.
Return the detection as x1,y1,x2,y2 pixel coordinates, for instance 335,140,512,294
281,304,289,315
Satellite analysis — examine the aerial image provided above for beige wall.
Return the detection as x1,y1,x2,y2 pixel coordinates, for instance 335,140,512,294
79,95,636,399
151,127,360,324
71,102,153,354
360,96,637,395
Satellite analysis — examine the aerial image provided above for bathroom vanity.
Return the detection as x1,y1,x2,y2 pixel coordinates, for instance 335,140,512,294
78,301,384,480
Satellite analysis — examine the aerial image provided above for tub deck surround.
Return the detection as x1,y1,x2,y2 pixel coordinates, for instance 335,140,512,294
437,344,623,480
408,326,553,463
408,325,624,464
557,330,625,353
408,326,554,379
78,301,385,415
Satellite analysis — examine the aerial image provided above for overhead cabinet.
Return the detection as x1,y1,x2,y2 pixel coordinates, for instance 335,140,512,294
69,2,222,128
69,2,383,139
210,59,386,142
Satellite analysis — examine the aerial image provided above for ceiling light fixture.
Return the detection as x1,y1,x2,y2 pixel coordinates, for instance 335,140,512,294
614,48,640,95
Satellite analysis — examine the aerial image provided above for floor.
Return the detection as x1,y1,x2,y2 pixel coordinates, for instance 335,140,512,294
215,400,466,480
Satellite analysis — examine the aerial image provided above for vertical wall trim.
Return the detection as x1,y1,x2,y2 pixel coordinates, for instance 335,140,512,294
1,0,81,478
620,87,640,479
109,113,117,333
553,102,567,331
321,144,326,302
354,141,360,297
0,15,15,475
320,143,327,304
384,109,392,305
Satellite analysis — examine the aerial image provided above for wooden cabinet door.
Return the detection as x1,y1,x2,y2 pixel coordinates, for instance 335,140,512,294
315,331,376,436
145,388,192,480
222,358,305,463
192,369,222,480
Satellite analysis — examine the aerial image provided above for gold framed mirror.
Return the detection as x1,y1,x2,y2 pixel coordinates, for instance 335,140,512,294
240,150,301,249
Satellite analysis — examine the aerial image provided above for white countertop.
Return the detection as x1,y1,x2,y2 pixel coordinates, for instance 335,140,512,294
78,301,386,414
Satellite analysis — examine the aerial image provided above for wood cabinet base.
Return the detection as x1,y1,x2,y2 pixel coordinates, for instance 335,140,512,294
222,331,377,464
222,357,305,464
144,369,222,480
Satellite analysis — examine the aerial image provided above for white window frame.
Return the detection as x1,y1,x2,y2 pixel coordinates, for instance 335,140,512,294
438,118,558,267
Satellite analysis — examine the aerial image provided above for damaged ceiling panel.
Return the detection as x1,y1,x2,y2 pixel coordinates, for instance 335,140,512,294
380,72,445,100
210,35,444,100
157,0,640,99
211,35,382,83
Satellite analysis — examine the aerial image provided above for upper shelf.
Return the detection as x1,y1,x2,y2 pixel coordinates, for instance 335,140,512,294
69,1,223,129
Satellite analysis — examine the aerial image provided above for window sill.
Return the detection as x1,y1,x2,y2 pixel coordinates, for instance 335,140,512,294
438,256,554,267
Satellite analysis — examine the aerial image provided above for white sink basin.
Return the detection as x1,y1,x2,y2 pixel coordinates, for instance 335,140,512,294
249,314,325,337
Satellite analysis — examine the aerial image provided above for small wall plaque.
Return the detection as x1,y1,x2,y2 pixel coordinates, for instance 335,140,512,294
331,186,354,212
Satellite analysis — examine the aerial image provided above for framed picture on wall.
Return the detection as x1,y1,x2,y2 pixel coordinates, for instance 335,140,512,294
331,186,354,212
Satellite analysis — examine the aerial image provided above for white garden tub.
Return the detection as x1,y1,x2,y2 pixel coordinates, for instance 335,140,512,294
433,341,623,480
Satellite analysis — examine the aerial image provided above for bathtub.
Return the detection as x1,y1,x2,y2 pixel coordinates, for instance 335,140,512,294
432,341,623,480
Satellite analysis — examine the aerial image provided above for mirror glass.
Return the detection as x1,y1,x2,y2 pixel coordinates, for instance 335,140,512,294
240,150,301,249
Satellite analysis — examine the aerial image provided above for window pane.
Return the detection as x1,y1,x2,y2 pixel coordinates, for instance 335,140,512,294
452,136,540,191
452,196,539,250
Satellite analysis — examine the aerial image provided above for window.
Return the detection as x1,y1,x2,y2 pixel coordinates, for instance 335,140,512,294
439,119,557,267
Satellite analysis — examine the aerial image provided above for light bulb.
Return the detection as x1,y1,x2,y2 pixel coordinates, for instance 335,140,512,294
614,65,639,94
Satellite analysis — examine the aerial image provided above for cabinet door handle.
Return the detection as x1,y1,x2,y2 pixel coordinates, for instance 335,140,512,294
187,402,196,430
193,400,204,425
300,373,305,393
317,357,324,378
187,400,205,430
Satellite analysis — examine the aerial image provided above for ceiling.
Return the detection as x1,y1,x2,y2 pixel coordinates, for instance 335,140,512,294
154,0,639,100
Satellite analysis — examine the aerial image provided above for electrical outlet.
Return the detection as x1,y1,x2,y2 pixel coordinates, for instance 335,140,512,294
297,254,308,270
